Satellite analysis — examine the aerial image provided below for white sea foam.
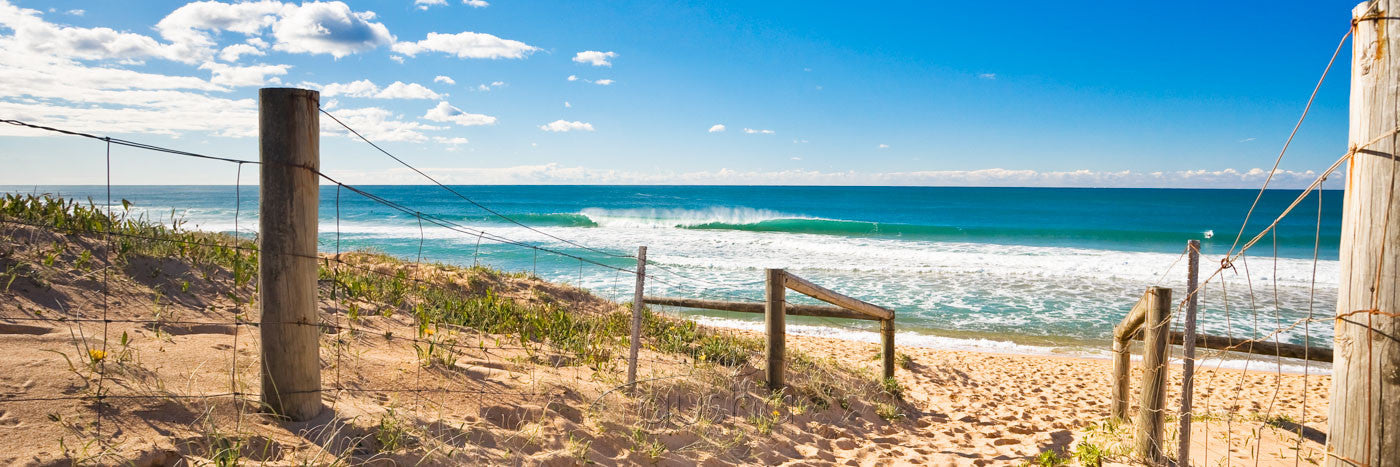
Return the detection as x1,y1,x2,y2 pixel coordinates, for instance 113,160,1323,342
578,206,801,228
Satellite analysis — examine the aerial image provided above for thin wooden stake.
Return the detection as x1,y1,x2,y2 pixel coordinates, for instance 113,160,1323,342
627,246,646,388
880,318,895,380
1178,239,1200,465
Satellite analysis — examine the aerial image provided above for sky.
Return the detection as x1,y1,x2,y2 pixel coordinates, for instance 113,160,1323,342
0,0,1365,188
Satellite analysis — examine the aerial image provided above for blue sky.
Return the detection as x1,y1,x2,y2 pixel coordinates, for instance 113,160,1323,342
0,0,1361,187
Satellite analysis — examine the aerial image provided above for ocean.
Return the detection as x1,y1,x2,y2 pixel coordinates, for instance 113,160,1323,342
5,185,1342,366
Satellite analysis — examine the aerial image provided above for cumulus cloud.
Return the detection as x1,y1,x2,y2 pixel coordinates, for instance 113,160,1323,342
593,79,614,86
474,81,505,91
319,79,441,99
271,2,393,57
217,43,264,62
155,0,281,62
423,101,497,126
464,0,489,7
572,50,616,66
708,124,725,133
878,143,889,149
0,1,173,61
391,31,537,59
433,75,455,85
567,75,579,81
199,62,289,87
65,9,84,16
743,128,775,134
539,120,594,132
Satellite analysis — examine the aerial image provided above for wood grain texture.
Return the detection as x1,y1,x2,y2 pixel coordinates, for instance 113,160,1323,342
1133,286,1170,464
1330,2,1400,464
628,246,646,388
782,273,895,321
258,87,322,421
766,268,786,391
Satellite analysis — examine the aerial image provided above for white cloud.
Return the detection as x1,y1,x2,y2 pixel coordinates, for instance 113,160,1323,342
539,120,594,132
415,0,447,10
464,0,489,7
474,81,505,91
0,1,172,61
320,106,443,142
391,31,537,59
272,2,393,57
567,74,579,82
978,73,997,80
790,157,801,161
320,79,379,97
376,81,440,99
1239,137,1256,142
433,75,455,85
154,0,281,62
564,101,571,108
572,50,617,67
423,101,497,126
878,143,890,149
65,9,83,16
319,165,1344,189
199,62,289,87
743,128,775,134
708,124,725,133
217,43,264,62
319,79,441,99
593,79,614,86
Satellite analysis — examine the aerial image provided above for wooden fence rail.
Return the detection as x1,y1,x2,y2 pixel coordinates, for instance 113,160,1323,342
640,268,898,391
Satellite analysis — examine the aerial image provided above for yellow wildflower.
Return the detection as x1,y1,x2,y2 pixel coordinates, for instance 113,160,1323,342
88,349,107,362
424,327,435,336
772,410,780,417
697,353,706,362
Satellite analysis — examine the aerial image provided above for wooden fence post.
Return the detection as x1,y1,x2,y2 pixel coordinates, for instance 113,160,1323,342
1177,240,1200,465
880,319,895,380
1330,2,1400,464
258,87,322,421
628,246,646,388
1134,286,1171,463
765,268,786,391
1111,337,1132,422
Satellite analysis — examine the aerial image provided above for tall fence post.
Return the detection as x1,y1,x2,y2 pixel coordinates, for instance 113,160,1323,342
1177,240,1200,465
258,87,322,421
627,246,646,388
880,319,895,380
1330,2,1400,464
1134,286,1171,464
765,268,786,391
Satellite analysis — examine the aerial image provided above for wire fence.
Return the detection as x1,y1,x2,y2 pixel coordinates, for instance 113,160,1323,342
0,107,903,464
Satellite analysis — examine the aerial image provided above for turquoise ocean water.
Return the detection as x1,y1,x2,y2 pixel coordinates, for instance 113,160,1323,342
5,185,1342,365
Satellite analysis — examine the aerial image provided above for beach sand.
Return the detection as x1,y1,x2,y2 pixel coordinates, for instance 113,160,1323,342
0,222,1330,466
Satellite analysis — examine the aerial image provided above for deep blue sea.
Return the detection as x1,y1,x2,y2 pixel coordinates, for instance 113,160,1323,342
5,185,1342,364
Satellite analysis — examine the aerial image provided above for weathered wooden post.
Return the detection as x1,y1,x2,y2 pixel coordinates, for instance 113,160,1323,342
1134,286,1171,464
1330,2,1400,465
258,87,322,421
880,319,895,379
1177,240,1200,465
765,268,786,391
627,246,646,388
1110,292,1147,422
